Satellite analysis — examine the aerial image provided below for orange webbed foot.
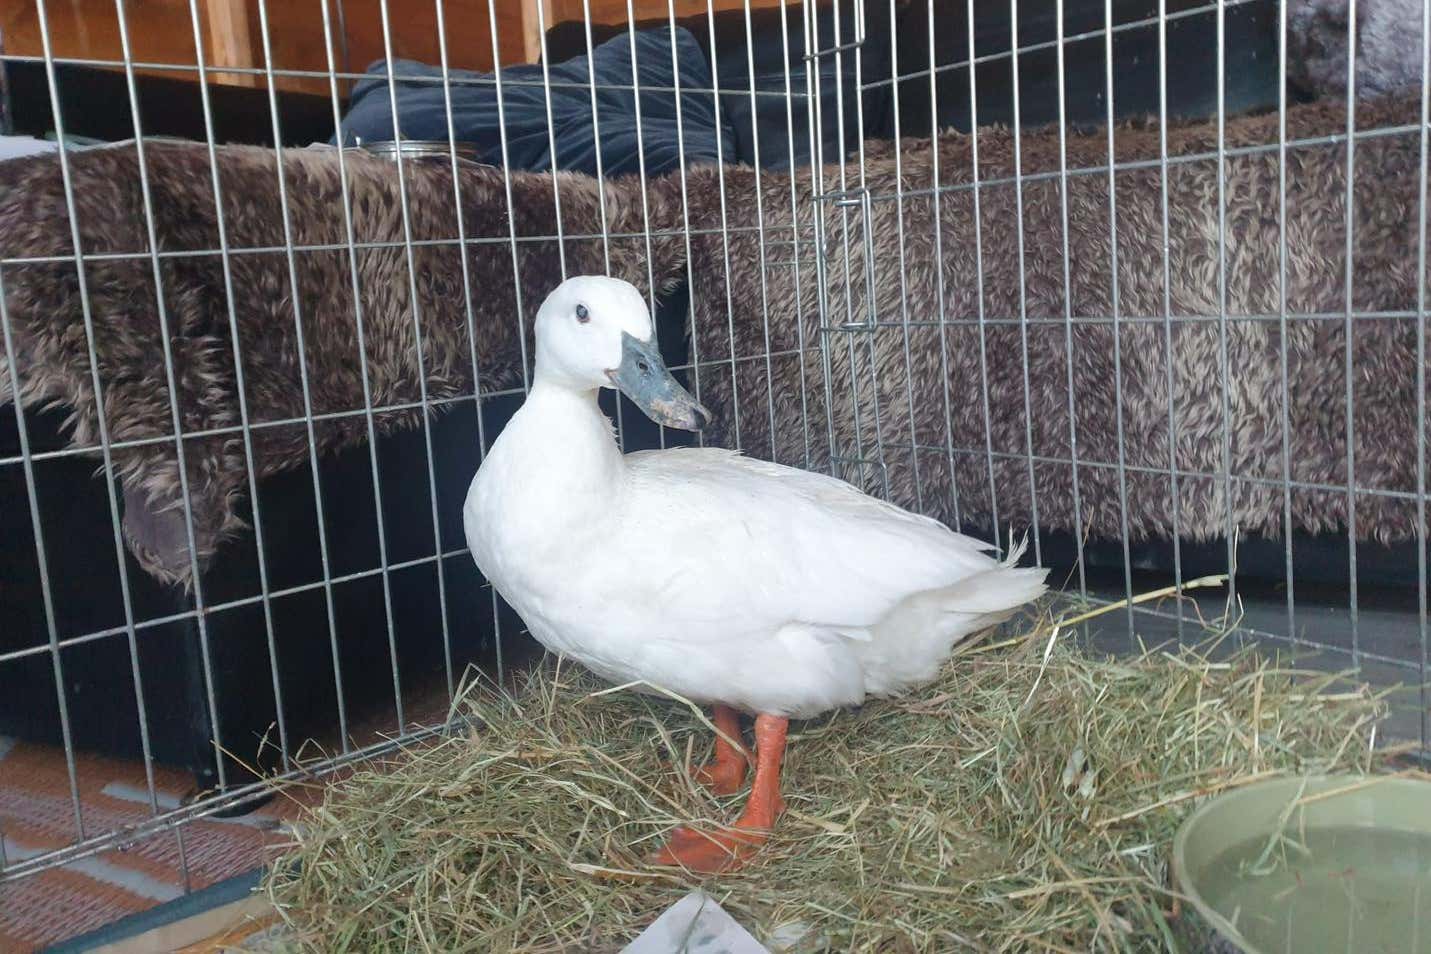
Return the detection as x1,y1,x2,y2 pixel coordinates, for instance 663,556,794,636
673,705,750,796
645,820,773,873
692,756,747,796
646,713,789,875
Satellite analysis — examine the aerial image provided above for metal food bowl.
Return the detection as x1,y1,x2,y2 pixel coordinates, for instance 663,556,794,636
1172,774,1431,954
356,138,481,164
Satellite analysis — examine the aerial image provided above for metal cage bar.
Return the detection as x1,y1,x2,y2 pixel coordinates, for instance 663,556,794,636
434,0,503,687
1054,0,1089,597
628,0,671,452
1008,0,1044,567
113,0,218,833
578,0,629,451
823,2,878,493
0,271,92,876
885,0,924,514
963,0,1002,551
664,0,708,457
1341,0,1362,661
777,0,815,470
28,0,156,840
806,0,842,484
845,0,893,499
482,0,527,688
373,0,462,715
1275,0,1296,643
1157,0,1188,636
255,0,358,747
705,0,746,451
1420,0,1431,756
739,0,782,463
1214,0,1238,614
926,0,965,531
535,1,570,284
183,0,325,770
1102,0,1137,633
317,0,403,740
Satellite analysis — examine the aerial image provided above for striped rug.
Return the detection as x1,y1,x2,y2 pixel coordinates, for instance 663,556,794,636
0,739,301,952
0,656,525,952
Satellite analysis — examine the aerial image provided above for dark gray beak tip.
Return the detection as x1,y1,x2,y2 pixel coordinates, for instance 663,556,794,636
666,401,711,433
641,394,709,432
608,332,713,434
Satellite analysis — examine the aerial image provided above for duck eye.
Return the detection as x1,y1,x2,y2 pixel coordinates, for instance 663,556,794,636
575,304,590,323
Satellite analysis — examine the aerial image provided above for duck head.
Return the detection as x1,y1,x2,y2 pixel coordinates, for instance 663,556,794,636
533,276,711,432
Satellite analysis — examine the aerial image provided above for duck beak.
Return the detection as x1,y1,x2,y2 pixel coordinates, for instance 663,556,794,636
606,332,711,432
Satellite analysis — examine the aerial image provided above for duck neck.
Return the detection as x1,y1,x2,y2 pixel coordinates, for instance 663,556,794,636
511,379,626,496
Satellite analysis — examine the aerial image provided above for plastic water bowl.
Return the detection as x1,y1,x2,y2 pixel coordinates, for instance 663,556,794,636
1172,774,1431,954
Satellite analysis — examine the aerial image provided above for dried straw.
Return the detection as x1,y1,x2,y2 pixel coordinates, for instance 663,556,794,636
263,593,1394,953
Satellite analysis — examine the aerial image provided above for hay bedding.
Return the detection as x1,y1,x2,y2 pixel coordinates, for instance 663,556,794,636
263,604,1392,953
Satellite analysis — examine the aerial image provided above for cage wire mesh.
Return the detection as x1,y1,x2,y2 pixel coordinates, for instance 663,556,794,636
0,0,1425,922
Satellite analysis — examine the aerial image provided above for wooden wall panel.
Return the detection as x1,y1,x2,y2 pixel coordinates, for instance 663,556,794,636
0,0,531,98
204,0,256,86
261,0,532,95
547,0,788,27
1,0,203,81
1,0,799,101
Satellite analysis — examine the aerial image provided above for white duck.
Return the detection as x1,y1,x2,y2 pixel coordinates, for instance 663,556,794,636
464,276,1048,872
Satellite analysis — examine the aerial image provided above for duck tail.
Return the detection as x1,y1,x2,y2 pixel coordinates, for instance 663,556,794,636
998,527,1034,569
858,547,1048,694
929,563,1049,624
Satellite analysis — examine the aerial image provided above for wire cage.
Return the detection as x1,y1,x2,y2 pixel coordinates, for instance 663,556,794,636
0,0,1427,945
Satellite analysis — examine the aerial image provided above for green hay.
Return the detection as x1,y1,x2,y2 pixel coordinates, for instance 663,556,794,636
262,609,1395,953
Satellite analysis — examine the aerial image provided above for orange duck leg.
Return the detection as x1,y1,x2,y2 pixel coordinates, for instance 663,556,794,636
692,705,751,796
648,713,788,873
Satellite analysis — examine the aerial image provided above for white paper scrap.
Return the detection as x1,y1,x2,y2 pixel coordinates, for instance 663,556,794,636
620,890,771,954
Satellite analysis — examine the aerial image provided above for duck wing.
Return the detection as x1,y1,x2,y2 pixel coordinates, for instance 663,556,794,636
609,447,1005,641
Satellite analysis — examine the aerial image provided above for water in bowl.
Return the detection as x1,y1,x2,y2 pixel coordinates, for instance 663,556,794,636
1200,825,1431,954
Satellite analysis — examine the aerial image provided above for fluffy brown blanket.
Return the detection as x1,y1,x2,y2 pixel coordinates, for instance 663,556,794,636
0,143,682,586
1,93,1424,588
660,93,1429,553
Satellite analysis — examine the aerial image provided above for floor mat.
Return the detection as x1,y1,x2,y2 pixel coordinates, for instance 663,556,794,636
0,738,298,952
0,666,479,953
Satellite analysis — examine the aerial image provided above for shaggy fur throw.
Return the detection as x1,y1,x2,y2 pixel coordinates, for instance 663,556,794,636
2,91,1426,589
652,92,1429,551
0,143,682,587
